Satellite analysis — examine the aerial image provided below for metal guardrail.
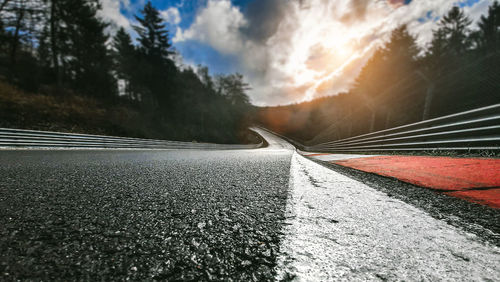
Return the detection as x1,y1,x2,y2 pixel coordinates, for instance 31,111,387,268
5,102,497,151
0,128,263,149
278,104,500,152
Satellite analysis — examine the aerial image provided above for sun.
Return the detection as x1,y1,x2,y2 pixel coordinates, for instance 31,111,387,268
285,25,356,89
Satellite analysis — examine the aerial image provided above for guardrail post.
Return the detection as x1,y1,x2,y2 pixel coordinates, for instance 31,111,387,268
415,70,435,121
347,108,353,138
369,110,376,133
422,83,435,120
384,110,392,129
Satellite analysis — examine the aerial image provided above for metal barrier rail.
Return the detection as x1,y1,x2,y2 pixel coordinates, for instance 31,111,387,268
0,128,263,149
280,104,500,152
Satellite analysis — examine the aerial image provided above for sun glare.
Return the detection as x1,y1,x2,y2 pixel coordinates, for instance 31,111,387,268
274,0,365,100
262,0,403,103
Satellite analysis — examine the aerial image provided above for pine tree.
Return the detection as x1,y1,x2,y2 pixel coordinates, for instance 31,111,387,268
216,74,251,106
424,6,473,77
133,1,176,110
476,1,500,52
37,23,51,76
0,0,12,13
197,65,215,91
383,25,419,60
353,25,419,98
436,6,472,55
58,0,115,99
41,0,64,86
0,0,44,63
8,0,27,64
426,29,447,61
351,25,420,131
134,1,172,60
112,27,137,99
0,0,44,89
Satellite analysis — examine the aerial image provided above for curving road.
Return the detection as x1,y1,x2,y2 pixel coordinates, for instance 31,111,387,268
0,128,498,280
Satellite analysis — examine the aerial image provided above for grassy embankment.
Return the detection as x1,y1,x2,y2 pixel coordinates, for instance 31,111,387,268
0,81,260,144
0,81,160,138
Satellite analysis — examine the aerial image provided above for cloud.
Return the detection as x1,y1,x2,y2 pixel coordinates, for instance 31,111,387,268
99,0,132,32
161,7,181,25
464,0,494,24
174,0,247,54
175,0,492,105
240,0,290,43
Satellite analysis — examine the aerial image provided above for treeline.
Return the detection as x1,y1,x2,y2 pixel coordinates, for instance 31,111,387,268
258,3,500,144
0,0,252,143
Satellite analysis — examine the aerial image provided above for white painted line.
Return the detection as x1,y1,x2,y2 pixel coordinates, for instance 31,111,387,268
307,153,379,162
277,152,500,280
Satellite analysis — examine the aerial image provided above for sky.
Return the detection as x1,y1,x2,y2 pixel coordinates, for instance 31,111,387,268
99,0,494,105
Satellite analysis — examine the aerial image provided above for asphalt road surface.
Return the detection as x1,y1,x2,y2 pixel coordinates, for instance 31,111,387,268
1,129,499,280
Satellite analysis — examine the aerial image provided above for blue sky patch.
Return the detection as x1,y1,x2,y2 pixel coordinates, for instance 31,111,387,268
174,41,241,74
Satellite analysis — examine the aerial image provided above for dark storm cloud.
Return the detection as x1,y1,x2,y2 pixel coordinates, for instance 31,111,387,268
240,0,289,42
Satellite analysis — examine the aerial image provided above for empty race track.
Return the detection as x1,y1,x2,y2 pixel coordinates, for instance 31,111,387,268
0,129,498,280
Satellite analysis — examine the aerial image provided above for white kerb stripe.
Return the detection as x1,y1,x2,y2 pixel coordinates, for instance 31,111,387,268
276,151,500,281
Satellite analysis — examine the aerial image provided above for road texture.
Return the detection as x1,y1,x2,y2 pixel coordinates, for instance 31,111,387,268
1,128,499,280
0,130,293,280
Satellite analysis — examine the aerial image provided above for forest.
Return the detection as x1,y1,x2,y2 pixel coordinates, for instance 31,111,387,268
0,0,253,143
257,3,500,145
